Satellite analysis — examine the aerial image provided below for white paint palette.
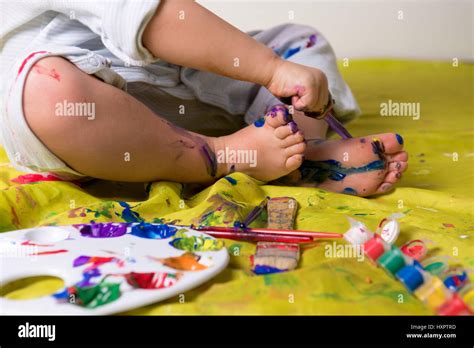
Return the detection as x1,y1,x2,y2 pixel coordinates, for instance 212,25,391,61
0,223,229,315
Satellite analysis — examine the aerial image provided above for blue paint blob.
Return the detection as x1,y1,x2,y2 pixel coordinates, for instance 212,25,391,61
131,222,177,239
282,46,301,59
254,118,265,127
224,176,237,185
118,201,143,223
342,187,358,195
253,265,287,275
396,134,404,145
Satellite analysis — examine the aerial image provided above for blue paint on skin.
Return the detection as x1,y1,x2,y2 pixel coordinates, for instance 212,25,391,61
254,118,265,127
299,159,386,183
342,187,358,195
396,134,404,145
224,176,237,185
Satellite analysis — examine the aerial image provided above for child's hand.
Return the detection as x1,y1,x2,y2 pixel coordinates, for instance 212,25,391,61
266,59,329,114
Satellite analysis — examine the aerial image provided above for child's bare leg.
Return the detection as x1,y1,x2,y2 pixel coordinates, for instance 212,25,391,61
278,111,409,197
23,57,305,183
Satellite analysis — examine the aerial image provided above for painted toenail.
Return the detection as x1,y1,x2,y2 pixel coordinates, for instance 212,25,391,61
253,118,265,128
396,172,402,179
289,121,299,133
342,187,358,195
396,162,401,170
396,134,404,145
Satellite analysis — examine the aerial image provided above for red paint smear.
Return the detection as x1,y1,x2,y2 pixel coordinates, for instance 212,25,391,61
442,223,455,228
21,240,54,247
17,51,48,76
32,64,61,82
11,173,81,186
29,249,68,256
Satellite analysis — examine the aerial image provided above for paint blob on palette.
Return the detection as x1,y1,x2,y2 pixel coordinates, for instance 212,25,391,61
0,223,228,315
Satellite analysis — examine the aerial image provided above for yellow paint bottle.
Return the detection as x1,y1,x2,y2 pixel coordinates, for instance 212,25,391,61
414,276,452,310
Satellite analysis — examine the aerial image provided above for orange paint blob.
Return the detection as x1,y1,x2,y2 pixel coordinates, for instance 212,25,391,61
154,252,208,271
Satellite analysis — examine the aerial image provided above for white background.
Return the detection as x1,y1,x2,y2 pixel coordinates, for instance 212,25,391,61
199,0,473,61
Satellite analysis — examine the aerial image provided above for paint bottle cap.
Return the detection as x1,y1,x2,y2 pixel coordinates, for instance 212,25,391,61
377,218,400,244
344,217,374,245
421,256,450,276
400,240,428,261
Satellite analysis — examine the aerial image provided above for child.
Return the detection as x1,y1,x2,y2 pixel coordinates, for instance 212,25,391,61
1,0,407,197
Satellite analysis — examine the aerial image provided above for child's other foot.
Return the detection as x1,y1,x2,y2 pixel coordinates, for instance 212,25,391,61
293,133,408,197
211,105,306,182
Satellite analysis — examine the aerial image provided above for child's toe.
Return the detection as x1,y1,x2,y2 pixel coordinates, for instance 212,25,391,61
286,154,304,171
264,105,292,128
373,133,404,154
280,131,305,148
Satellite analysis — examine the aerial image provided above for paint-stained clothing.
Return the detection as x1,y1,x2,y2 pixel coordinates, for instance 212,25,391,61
1,0,360,179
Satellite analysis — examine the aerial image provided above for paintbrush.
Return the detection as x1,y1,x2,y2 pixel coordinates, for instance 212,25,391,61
195,225,343,239
239,196,270,229
280,97,353,139
198,230,314,244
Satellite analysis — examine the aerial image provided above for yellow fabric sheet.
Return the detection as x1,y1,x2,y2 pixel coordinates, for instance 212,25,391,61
0,60,472,315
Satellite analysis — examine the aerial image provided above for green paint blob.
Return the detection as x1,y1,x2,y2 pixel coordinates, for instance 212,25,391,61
170,232,224,252
75,282,121,308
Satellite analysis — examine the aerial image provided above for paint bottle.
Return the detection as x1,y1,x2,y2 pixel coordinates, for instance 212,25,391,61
378,245,407,276
343,217,374,245
436,293,472,316
414,275,453,311
458,283,474,312
421,256,450,277
441,269,469,292
363,234,390,263
396,260,429,292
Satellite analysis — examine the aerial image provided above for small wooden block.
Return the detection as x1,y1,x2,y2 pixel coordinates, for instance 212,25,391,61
253,242,300,271
267,197,298,230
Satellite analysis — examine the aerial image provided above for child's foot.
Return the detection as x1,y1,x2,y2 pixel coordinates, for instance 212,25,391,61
285,133,408,197
211,105,306,182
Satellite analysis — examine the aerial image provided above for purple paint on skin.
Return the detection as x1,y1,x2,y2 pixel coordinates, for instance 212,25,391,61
271,105,292,122
200,144,217,177
289,121,299,134
360,138,366,143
